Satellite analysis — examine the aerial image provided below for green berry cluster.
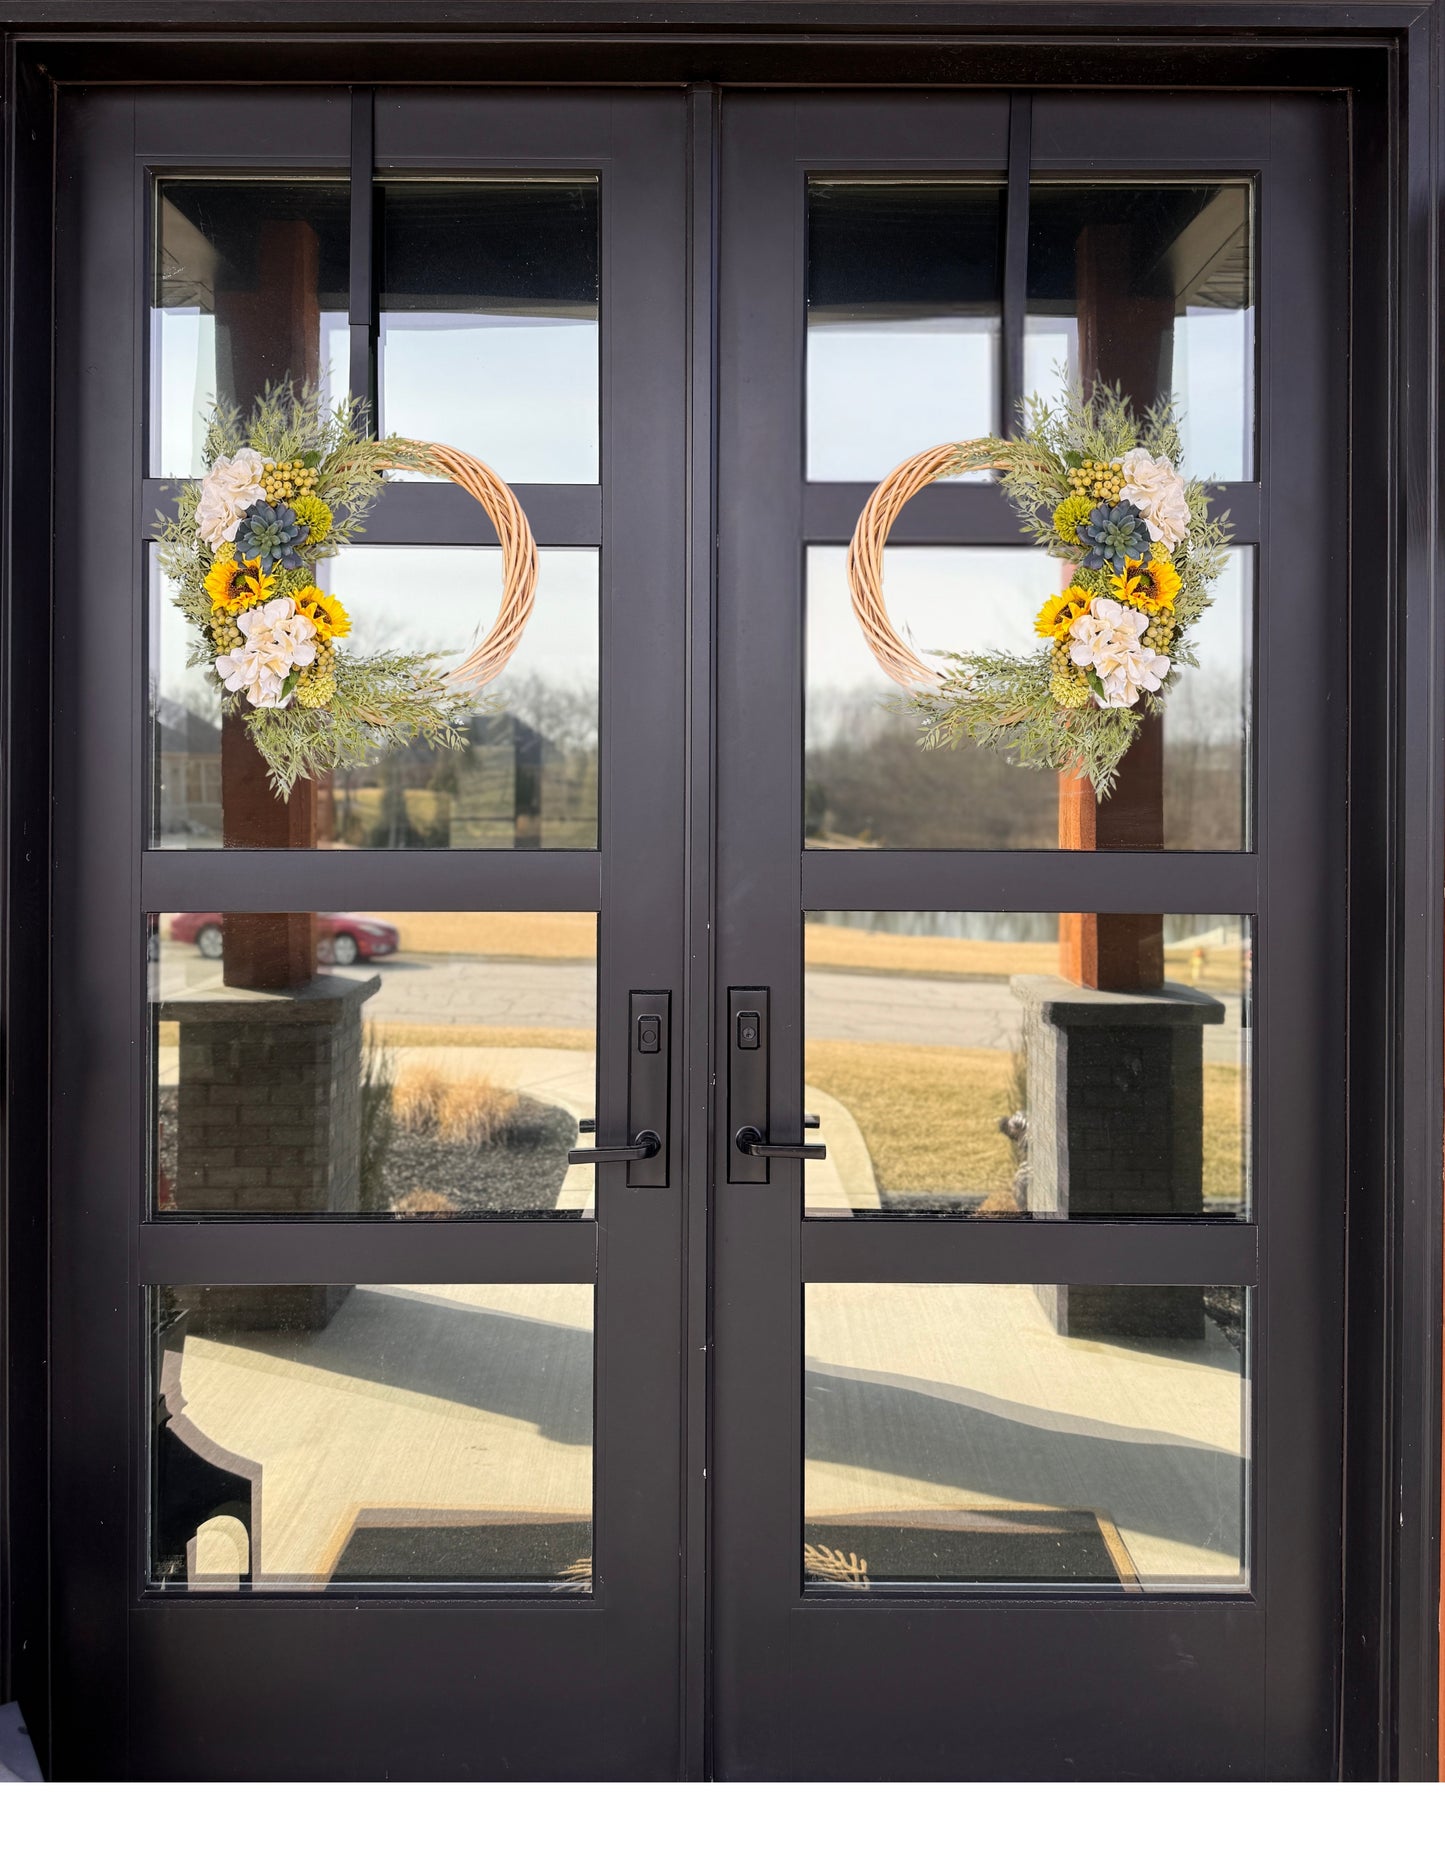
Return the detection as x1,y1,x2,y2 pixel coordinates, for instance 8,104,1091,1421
1144,615,1177,654
295,640,337,710
1050,639,1091,709
209,613,243,654
1067,457,1124,506
261,457,320,506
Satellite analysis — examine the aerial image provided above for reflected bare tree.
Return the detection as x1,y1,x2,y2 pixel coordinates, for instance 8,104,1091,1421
807,680,1246,852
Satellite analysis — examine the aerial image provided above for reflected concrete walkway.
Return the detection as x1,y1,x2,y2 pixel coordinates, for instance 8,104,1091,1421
805,1085,881,1213
184,1283,595,1589
178,1280,1244,1593
807,1283,1248,1590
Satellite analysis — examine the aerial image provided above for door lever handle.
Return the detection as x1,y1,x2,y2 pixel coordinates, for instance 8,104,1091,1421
734,1125,826,1161
568,1128,661,1166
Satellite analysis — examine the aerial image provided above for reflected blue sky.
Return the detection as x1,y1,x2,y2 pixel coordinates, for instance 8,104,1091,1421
808,320,998,481
380,313,598,483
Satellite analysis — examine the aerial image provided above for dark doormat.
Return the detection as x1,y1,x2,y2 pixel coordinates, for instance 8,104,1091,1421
803,1508,1141,1590
330,1508,592,1586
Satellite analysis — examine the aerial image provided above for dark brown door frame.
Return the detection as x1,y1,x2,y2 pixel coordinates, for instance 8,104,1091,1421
0,8,1440,1783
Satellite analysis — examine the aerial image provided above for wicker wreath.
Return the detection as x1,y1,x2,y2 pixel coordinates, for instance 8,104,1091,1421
840,388,1231,796
845,439,1004,689
391,440,539,692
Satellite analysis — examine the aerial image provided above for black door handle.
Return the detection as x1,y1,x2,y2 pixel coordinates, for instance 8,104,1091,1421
569,1128,661,1166
734,1125,826,1161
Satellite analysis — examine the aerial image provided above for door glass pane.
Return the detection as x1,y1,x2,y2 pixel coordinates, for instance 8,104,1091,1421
805,545,1253,850
151,179,350,479
378,180,600,484
1025,182,1254,483
151,1283,593,1590
804,911,1251,1220
151,911,597,1217
805,1283,1249,1591
807,181,1003,481
149,544,599,849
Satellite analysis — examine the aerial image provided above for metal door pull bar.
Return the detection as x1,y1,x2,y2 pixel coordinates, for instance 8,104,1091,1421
569,1129,661,1165
734,1126,826,1161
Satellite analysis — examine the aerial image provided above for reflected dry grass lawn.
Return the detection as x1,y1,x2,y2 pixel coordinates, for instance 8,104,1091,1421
366,1021,592,1051
806,1039,1245,1207
393,1065,521,1146
805,923,1246,994
806,1040,1019,1202
365,913,594,960
806,927,1057,982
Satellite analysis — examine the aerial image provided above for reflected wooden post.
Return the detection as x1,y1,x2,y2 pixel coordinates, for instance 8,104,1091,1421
1018,218,1215,1326
1057,715,1165,991
1058,221,1174,989
214,217,321,989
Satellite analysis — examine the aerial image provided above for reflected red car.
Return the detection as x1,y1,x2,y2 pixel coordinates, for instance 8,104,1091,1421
166,912,400,967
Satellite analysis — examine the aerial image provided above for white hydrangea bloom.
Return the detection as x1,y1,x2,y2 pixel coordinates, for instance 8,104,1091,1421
1068,596,1171,709
1117,447,1191,550
215,597,317,708
196,448,267,550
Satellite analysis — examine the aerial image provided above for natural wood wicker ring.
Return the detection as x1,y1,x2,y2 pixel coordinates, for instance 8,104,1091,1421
392,440,540,692
846,439,1008,689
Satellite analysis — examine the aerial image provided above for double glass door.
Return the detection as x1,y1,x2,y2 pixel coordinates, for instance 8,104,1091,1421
51,83,1346,1779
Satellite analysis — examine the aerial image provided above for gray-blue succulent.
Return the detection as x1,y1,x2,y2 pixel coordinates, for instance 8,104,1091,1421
234,500,311,574
1077,499,1152,574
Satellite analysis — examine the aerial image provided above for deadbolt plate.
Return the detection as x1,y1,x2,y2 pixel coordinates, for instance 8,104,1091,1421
627,990,671,1187
728,986,769,1183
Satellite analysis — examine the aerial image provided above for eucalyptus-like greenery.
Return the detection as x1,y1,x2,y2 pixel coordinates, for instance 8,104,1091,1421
155,381,473,797
905,376,1232,797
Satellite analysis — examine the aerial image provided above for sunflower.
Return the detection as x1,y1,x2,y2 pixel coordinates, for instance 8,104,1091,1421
292,585,352,642
1109,554,1181,615
203,544,276,615
1034,585,1094,641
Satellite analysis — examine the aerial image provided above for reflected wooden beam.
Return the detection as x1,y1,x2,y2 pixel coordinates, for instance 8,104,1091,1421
1059,218,1175,989
214,215,323,989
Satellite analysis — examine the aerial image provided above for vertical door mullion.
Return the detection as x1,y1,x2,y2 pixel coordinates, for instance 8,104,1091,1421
1000,91,1032,437
348,88,376,422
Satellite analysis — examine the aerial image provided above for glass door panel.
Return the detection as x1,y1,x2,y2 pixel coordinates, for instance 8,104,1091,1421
53,85,689,1779
715,88,1345,1781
